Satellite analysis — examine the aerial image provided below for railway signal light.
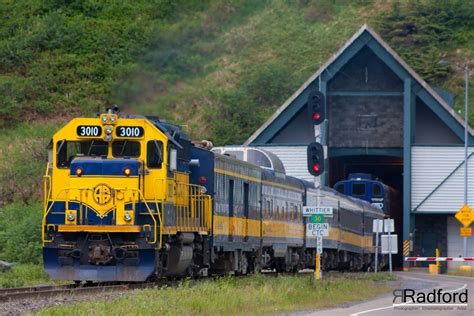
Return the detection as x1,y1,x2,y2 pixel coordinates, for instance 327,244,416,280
307,91,325,125
307,142,324,176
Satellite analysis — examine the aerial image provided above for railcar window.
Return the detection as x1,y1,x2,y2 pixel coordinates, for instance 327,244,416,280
335,184,345,194
112,141,140,158
224,151,243,160
352,183,366,197
373,183,382,196
56,140,108,168
147,140,163,168
247,150,271,168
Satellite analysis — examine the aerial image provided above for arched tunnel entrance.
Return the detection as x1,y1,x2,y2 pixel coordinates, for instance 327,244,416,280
329,155,404,268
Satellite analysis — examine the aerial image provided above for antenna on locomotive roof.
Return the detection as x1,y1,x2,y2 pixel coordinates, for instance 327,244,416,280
105,105,120,115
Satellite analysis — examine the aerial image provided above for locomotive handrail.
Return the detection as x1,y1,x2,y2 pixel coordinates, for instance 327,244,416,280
42,178,210,246
43,162,52,211
152,179,166,248
42,186,161,247
128,188,160,247
42,187,72,244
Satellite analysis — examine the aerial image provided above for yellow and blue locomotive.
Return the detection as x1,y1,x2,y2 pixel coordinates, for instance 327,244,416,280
43,107,212,281
42,108,386,282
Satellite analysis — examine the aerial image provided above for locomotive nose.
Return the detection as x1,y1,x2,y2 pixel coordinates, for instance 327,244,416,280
67,158,141,223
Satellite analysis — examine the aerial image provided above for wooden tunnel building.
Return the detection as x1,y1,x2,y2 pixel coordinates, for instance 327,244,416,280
244,25,474,270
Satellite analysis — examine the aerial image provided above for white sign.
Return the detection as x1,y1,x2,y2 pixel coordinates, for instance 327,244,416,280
303,206,333,216
381,234,398,254
306,223,329,237
373,219,383,233
383,219,395,233
316,237,323,253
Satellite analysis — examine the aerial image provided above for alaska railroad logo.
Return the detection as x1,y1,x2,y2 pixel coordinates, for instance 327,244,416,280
93,184,112,205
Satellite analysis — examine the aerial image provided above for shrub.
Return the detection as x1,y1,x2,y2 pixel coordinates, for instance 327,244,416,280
0,123,55,204
0,201,43,264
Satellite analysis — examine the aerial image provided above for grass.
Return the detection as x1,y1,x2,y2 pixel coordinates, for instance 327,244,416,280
37,272,396,315
0,264,51,288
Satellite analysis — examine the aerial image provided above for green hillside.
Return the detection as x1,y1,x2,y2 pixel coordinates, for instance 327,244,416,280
0,0,473,263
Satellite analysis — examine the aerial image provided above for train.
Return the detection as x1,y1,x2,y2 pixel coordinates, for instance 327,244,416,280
42,108,387,282
334,173,394,213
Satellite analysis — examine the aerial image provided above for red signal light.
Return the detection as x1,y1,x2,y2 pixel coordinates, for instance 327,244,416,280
312,113,321,121
312,164,320,172
199,176,207,185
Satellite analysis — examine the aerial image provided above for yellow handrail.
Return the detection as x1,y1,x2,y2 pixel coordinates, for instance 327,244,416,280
43,162,52,211
42,186,163,248
42,179,211,247
129,188,160,247
152,179,167,249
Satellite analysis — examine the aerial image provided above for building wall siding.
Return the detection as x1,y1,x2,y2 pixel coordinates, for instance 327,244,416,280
254,146,317,183
411,146,474,213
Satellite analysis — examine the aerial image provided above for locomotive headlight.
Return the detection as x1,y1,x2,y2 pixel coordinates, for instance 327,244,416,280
67,212,75,221
101,115,108,123
123,167,131,176
124,213,132,222
75,167,83,177
104,135,113,142
105,126,113,134
110,116,116,123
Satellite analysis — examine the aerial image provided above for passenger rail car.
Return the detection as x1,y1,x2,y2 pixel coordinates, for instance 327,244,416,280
303,185,387,270
42,110,386,282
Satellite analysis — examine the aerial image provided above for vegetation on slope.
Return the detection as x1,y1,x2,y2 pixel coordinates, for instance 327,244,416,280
0,0,211,127
376,0,474,118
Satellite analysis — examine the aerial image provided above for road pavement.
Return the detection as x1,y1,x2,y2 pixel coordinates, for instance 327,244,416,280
308,270,474,316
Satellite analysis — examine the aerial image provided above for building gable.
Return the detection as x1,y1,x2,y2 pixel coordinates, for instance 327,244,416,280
245,24,472,146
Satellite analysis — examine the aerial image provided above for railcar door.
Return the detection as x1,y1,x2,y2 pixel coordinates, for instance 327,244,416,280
243,182,249,242
228,179,234,242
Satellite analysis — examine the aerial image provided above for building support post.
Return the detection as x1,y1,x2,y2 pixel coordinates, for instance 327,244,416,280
320,80,328,186
403,78,414,271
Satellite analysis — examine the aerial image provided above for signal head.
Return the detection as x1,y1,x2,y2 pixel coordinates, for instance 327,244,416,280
307,91,325,125
307,142,324,176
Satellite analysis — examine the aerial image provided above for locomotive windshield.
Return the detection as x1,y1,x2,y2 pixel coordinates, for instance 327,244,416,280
56,140,108,168
351,183,366,197
112,141,140,157
372,183,382,196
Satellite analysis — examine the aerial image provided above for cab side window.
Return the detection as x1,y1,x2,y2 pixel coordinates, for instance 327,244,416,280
147,140,163,168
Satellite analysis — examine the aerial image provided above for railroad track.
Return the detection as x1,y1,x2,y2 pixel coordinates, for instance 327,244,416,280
0,270,321,303
0,283,145,303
